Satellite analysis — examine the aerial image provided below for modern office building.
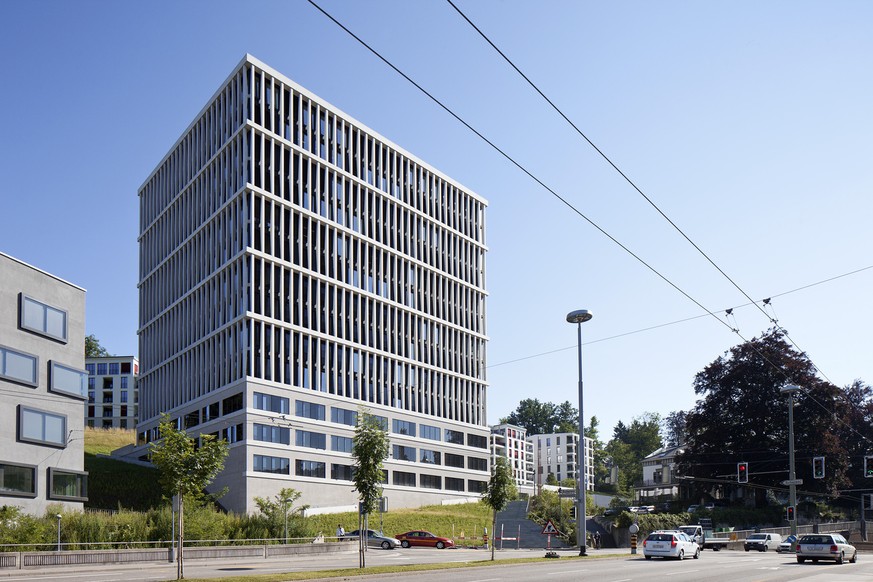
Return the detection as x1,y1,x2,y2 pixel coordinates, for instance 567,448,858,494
490,423,535,493
85,356,139,429
528,432,595,490
132,55,489,513
0,252,88,513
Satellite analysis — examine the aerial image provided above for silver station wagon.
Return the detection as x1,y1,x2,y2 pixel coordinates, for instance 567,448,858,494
796,533,857,564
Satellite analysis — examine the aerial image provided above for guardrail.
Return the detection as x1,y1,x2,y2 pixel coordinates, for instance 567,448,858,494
0,540,357,570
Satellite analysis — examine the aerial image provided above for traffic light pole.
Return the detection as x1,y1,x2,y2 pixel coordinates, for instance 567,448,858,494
787,389,798,539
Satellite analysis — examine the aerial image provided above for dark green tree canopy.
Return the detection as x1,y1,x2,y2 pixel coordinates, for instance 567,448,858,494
604,412,662,494
679,328,855,501
501,398,578,435
352,409,390,515
85,334,110,357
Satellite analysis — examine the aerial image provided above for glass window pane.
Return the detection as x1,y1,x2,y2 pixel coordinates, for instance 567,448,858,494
3,349,37,384
52,363,88,398
20,408,43,441
44,414,66,444
0,463,36,496
45,307,66,339
22,298,44,331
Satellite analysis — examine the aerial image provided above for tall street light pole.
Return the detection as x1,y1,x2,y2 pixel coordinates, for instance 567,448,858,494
781,384,800,539
567,309,593,556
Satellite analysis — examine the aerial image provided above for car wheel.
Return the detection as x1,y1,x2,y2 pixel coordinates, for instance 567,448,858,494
381,541,391,549
761,546,767,552
797,557,805,563
678,549,684,560
837,552,844,565
812,559,818,563
436,541,445,549
401,540,410,548
850,551,857,564
744,548,749,552
693,547,700,559
644,555,651,560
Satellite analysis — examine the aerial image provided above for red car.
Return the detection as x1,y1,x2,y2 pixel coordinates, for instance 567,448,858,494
394,530,454,549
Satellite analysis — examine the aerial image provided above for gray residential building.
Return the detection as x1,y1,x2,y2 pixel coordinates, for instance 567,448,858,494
0,252,88,513
85,356,139,429
131,55,489,513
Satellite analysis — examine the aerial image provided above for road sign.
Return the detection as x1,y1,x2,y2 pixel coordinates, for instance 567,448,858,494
541,520,559,535
781,479,803,486
558,488,576,498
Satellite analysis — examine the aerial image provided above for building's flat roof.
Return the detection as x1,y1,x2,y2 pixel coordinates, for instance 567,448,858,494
0,251,86,292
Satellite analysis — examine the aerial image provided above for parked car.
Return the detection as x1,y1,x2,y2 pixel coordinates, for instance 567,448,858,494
341,529,401,549
394,530,454,549
643,531,700,560
744,532,782,552
796,533,857,564
603,506,630,517
686,504,699,513
777,534,797,553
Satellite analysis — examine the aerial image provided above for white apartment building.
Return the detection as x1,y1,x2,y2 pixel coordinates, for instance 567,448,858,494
0,252,88,513
131,55,490,513
490,423,535,493
85,356,139,429
528,432,595,490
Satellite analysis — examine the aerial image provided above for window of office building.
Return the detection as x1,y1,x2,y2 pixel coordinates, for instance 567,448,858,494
20,295,67,342
48,468,87,501
445,477,465,492
120,362,131,374
468,457,488,472
222,393,243,415
419,449,441,465
331,463,354,481
120,376,128,390
445,453,465,468
295,460,325,478
254,392,290,414
393,471,416,487
445,429,464,445
254,454,290,474
49,362,88,399
331,407,357,426
392,419,416,437
393,445,416,462
0,345,38,387
0,462,36,497
295,400,325,421
296,430,326,449
19,407,66,447
420,424,440,441
253,423,289,445
468,479,487,493
467,433,488,449
97,363,108,375
86,363,95,375
331,435,353,453
420,474,441,490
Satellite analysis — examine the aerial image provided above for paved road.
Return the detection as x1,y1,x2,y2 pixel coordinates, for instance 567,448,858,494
0,548,869,582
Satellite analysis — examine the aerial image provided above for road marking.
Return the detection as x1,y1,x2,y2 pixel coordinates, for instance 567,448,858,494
666,570,700,575
545,570,588,575
468,579,501,582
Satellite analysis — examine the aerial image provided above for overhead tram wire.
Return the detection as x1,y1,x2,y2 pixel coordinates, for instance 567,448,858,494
445,1,856,414
307,1,871,445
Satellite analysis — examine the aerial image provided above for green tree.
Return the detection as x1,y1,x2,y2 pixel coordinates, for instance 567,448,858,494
351,409,389,568
605,413,662,495
585,415,608,489
662,411,687,447
501,398,578,435
85,334,110,357
253,488,308,542
149,414,228,579
482,456,516,560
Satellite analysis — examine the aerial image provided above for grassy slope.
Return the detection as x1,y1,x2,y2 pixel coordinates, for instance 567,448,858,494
84,427,164,511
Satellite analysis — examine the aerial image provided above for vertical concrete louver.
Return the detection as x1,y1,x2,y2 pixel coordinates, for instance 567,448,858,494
135,55,490,512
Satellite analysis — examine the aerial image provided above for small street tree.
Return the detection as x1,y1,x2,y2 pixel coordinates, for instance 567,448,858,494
253,488,307,542
85,334,110,357
351,409,389,568
482,456,516,561
149,414,228,580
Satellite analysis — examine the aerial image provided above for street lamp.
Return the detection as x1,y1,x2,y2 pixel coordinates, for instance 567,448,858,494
567,309,593,556
780,384,800,539
281,496,290,544
55,514,62,552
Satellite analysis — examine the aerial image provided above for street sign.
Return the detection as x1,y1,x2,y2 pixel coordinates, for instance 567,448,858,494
781,479,803,486
558,488,576,498
541,520,559,535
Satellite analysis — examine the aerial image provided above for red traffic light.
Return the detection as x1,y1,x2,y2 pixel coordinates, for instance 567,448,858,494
737,462,749,483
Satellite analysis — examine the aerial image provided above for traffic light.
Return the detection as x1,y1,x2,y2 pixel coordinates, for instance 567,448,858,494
786,505,795,522
813,456,825,479
570,505,577,520
865,455,873,478
868,494,873,510
737,462,749,483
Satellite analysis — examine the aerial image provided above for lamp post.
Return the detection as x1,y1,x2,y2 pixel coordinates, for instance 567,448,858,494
55,514,62,552
567,309,593,556
781,384,800,539
281,495,290,544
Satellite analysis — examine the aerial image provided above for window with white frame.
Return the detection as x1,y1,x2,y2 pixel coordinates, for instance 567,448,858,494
19,406,67,447
20,294,67,342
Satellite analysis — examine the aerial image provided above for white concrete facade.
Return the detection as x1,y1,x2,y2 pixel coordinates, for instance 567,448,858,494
490,423,535,491
133,55,489,514
85,356,139,429
0,252,87,513
528,432,595,491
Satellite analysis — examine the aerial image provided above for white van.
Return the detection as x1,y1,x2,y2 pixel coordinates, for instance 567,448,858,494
744,532,782,552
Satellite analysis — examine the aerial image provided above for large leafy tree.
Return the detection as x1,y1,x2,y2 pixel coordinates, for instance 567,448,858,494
85,334,110,357
351,409,389,568
679,329,850,505
482,456,516,561
604,413,662,494
149,415,229,580
501,398,578,435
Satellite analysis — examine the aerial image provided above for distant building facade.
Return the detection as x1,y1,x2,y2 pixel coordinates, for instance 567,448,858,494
490,423,535,492
528,432,595,490
131,55,490,513
85,356,139,429
635,444,684,503
0,252,88,513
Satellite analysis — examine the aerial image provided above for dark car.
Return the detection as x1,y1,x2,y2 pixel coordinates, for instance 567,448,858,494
394,530,454,549
603,506,630,517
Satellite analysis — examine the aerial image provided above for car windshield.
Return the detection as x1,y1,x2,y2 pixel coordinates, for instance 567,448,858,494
748,534,766,540
799,535,830,544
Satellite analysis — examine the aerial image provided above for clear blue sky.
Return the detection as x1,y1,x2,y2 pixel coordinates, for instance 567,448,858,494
2,0,871,438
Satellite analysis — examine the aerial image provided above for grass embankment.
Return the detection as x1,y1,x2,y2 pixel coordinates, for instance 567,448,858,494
84,427,163,511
